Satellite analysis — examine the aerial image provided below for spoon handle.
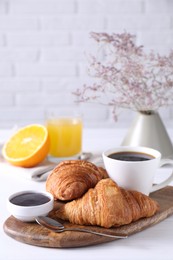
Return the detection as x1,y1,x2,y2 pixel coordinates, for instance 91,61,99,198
60,227,127,238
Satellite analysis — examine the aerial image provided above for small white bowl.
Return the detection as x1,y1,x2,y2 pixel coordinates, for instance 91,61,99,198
7,190,54,222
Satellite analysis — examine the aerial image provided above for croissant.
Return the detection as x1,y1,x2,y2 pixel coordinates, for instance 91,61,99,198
46,160,108,201
55,178,159,228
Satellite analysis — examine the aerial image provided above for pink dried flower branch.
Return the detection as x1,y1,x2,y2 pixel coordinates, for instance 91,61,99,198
74,32,173,119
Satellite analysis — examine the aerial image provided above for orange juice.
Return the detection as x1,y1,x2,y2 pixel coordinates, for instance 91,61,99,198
46,117,82,158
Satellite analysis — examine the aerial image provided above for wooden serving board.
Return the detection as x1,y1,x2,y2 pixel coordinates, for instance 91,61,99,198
3,186,173,248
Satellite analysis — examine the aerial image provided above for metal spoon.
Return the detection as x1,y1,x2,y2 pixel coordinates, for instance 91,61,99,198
35,216,127,239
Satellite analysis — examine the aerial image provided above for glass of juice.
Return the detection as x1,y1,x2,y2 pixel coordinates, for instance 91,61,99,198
46,114,83,162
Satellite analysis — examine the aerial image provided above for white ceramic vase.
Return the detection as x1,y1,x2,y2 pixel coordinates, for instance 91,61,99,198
121,111,173,159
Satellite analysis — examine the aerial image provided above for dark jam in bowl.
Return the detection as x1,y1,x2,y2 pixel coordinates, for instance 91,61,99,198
108,151,155,162
10,192,50,206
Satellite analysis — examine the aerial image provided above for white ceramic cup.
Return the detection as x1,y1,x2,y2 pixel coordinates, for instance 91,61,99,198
7,190,54,222
102,146,173,195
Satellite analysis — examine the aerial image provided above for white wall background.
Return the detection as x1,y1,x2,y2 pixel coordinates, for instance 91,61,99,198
0,0,173,129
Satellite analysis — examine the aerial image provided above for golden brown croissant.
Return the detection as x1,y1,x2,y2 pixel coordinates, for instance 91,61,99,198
55,178,159,228
46,160,108,201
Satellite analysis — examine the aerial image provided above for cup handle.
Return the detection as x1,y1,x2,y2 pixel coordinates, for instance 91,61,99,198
151,158,173,193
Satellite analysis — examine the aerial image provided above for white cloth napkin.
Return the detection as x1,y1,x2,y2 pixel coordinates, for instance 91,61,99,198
0,159,56,181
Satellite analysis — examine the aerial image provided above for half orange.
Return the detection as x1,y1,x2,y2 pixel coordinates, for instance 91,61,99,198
2,124,50,167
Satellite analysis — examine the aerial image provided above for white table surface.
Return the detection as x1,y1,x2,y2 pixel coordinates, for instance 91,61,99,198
0,128,173,260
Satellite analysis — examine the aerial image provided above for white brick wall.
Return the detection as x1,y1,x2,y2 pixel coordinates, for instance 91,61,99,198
0,0,173,128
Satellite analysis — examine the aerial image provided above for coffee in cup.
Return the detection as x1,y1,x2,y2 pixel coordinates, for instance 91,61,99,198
102,146,173,195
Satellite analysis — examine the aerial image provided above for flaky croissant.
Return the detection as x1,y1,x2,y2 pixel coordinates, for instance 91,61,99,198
55,178,159,228
46,160,108,201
